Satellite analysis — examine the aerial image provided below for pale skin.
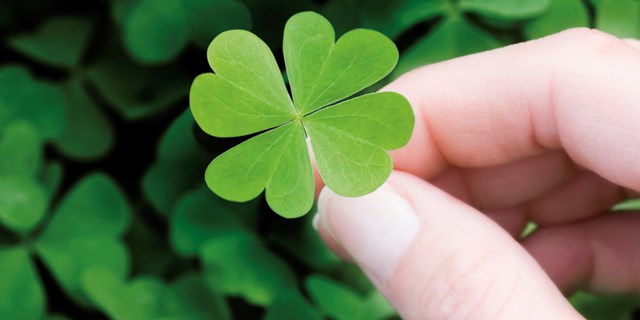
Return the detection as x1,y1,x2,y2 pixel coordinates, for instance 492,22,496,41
313,28,640,319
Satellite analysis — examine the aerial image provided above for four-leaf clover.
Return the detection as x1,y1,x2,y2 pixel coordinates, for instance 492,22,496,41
190,11,414,218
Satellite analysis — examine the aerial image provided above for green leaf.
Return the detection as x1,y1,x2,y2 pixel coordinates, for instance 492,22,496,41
358,0,447,38
269,211,340,270
170,187,254,256
0,246,45,320
86,41,189,119
181,0,252,48
570,291,640,320
35,174,131,304
54,79,114,160
459,0,551,19
596,0,640,39
83,267,186,320
0,66,66,140
127,217,177,276
190,30,296,138
395,16,501,77
123,0,190,63
142,109,210,216
205,121,314,218
8,16,93,68
171,273,231,320
0,176,48,234
523,0,589,39
306,274,395,320
41,161,64,197
304,92,413,196
0,120,42,178
201,230,296,305
191,11,414,217
264,290,322,320
284,11,399,114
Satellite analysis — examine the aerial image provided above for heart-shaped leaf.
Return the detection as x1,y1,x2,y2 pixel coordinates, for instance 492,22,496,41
190,11,414,217
35,174,131,304
283,11,398,113
0,246,45,320
205,121,314,217
304,92,413,196
8,16,93,68
190,30,296,137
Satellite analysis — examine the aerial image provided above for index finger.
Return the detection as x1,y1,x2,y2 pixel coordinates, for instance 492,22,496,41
386,28,640,192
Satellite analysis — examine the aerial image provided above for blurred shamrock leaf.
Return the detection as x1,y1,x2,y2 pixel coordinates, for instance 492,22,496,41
86,38,189,120
0,120,42,178
570,291,640,320
523,0,589,39
183,0,251,48
172,273,231,320
0,176,48,234
35,173,131,304
41,161,64,197
0,246,45,320
7,16,93,68
394,15,500,77
596,0,640,39
191,11,414,218
269,212,340,270
459,0,551,19
121,0,250,63
123,0,190,63
54,79,114,160
0,66,66,140
264,290,323,320
355,0,447,38
200,229,296,305
170,186,258,256
305,274,395,320
142,109,211,216
83,267,228,320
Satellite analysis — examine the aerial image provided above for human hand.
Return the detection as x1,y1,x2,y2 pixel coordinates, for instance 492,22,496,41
313,28,640,319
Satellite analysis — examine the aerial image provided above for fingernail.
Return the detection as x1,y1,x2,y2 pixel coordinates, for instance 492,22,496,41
317,184,419,283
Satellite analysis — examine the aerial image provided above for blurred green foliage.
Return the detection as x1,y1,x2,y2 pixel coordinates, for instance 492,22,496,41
0,0,638,319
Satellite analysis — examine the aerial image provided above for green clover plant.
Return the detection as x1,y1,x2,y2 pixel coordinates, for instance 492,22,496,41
190,11,415,218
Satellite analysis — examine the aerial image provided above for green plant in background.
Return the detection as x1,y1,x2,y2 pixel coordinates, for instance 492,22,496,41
190,11,414,217
1,0,640,319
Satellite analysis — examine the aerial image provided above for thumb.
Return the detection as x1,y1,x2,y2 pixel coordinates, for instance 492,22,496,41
315,171,583,319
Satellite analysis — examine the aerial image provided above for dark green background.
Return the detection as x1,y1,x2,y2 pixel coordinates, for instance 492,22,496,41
0,0,639,319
